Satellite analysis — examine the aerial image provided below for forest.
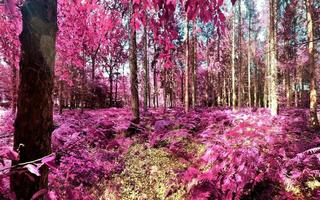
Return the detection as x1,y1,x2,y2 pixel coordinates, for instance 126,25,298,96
0,0,320,199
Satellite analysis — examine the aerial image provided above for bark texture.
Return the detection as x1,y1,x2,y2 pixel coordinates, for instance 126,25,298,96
10,0,58,199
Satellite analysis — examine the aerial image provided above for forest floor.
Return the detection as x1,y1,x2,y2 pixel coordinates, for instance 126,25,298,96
0,107,320,200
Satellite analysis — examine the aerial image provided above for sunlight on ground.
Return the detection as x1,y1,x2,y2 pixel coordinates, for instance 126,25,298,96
0,108,6,118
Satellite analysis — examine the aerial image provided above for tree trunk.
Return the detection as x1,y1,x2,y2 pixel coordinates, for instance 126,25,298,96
232,6,237,111
80,68,85,113
205,40,210,106
130,3,139,122
143,21,149,112
153,59,158,108
294,67,298,107
247,14,252,107
237,0,242,108
285,69,292,107
306,0,319,128
191,22,197,109
163,69,167,112
184,17,190,113
59,80,64,115
91,56,95,82
10,0,57,199
181,71,184,105
115,71,119,105
91,43,100,82
223,72,227,106
269,0,278,116
109,66,113,107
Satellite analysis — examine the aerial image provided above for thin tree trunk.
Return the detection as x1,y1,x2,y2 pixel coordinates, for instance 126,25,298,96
91,43,100,82
205,40,210,106
143,21,149,112
115,71,119,105
254,63,258,107
191,21,197,108
80,68,85,113
237,0,242,109
184,17,189,113
153,60,158,108
286,69,292,107
306,0,319,128
11,0,57,198
223,72,227,106
59,80,64,114
232,6,237,111
163,69,167,112
181,71,184,105
248,15,252,107
294,67,298,107
109,66,113,107
122,64,127,106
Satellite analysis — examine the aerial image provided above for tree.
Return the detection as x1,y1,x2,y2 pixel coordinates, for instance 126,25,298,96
10,0,57,198
130,0,140,123
143,17,150,112
269,0,278,116
184,16,190,113
232,5,237,111
305,0,319,128
237,0,242,109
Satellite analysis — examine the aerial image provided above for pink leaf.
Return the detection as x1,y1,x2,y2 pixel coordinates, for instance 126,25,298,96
42,155,58,169
0,147,19,161
24,164,41,176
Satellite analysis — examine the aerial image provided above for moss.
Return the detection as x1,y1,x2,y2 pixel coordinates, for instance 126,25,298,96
109,144,188,200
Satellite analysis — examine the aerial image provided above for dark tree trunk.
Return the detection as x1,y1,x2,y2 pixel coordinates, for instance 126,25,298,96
109,66,113,107
130,5,139,122
143,22,149,112
91,56,95,82
115,71,119,105
153,60,158,108
163,69,167,112
10,0,57,199
80,68,85,113
59,80,64,115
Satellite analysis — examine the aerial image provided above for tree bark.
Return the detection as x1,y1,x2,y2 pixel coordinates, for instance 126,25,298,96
10,0,57,199
232,6,237,111
109,66,113,107
59,80,64,114
247,14,252,107
306,0,319,128
130,1,139,122
191,21,197,109
184,17,190,113
237,0,242,108
269,0,278,116
143,20,149,112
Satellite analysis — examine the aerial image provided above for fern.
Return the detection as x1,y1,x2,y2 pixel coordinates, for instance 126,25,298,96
304,146,320,155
